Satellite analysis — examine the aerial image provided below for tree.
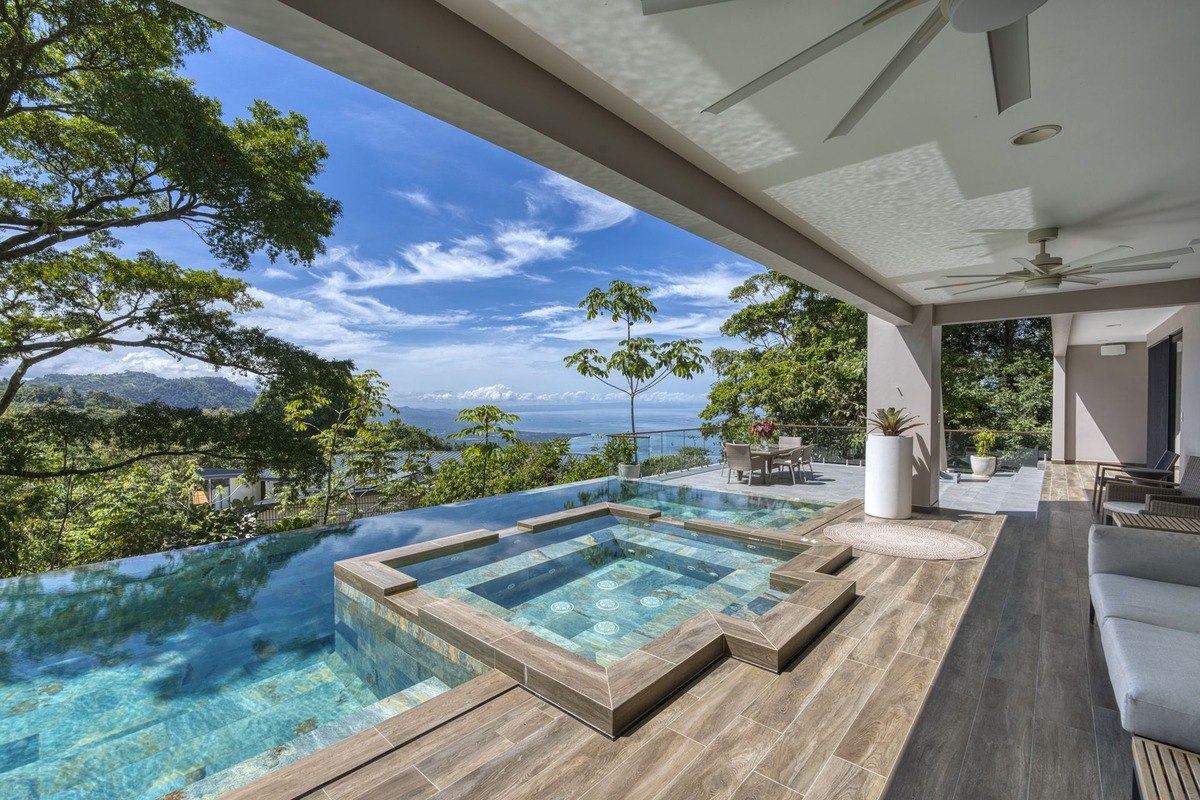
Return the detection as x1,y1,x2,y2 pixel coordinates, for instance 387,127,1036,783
702,273,866,429
564,280,709,439
941,319,1052,431
0,0,340,269
448,404,519,495
277,371,407,526
0,248,351,479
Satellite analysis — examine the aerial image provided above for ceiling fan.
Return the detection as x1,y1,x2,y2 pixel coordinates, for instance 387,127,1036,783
642,0,1047,138
926,228,1196,296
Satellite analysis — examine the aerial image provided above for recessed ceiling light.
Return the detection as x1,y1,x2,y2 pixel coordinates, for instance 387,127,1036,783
1011,124,1062,146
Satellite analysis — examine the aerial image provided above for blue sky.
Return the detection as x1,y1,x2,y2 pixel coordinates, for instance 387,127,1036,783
90,26,764,407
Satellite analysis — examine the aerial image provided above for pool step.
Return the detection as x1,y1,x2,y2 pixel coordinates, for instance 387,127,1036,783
2,654,382,800
177,676,452,800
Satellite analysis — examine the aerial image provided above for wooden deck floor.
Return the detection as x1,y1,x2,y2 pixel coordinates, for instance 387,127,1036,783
886,461,1131,800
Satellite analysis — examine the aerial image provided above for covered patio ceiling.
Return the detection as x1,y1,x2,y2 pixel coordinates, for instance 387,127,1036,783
178,0,1200,324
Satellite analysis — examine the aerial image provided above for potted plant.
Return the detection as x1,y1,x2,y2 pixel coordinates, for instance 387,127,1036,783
971,429,997,477
750,418,778,449
864,407,923,520
604,436,641,479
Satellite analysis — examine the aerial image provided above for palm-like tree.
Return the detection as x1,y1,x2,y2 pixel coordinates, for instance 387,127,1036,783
450,405,519,494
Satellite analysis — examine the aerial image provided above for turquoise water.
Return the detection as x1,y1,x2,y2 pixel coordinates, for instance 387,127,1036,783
408,516,800,665
603,482,831,529
0,478,826,799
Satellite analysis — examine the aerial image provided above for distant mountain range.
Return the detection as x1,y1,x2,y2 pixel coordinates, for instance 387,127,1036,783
29,372,257,410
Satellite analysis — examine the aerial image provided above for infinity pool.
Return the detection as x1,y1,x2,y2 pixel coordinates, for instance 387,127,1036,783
406,515,800,665
0,478,827,799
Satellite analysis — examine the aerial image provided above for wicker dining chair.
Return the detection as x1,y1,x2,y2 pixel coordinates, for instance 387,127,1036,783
724,442,768,485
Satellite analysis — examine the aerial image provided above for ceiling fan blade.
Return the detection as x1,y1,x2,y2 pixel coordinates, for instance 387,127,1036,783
827,5,948,138
951,282,1008,296
1066,245,1133,267
987,17,1031,113
1088,247,1195,268
642,0,735,14
925,278,1008,290
1062,276,1105,285
704,0,934,115
1087,262,1179,275
1013,257,1046,275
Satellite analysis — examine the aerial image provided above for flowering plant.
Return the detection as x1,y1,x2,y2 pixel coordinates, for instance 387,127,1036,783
749,418,778,440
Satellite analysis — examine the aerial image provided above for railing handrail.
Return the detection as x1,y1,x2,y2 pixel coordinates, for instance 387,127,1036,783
601,424,1051,437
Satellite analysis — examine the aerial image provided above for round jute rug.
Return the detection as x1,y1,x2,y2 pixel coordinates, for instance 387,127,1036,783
823,522,986,561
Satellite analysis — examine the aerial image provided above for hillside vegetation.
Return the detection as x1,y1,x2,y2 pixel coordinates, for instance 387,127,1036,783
29,372,258,410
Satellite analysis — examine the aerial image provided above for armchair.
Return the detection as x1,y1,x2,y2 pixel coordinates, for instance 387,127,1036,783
1100,458,1200,520
1093,451,1178,512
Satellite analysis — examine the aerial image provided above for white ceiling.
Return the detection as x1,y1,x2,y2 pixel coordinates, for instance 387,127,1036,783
453,0,1200,305
1068,307,1182,346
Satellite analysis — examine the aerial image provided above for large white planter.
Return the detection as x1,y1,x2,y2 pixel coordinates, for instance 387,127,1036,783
865,434,913,519
970,455,996,477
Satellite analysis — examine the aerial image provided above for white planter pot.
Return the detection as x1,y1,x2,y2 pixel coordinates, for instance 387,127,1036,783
865,434,913,519
970,455,997,477
617,463,641,479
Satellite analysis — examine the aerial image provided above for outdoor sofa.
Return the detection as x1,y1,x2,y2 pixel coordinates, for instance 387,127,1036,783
1088,524,1200,754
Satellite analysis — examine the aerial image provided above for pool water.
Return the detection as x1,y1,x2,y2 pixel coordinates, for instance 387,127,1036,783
408,516,800,665
596,482,831,530
0,477,823,799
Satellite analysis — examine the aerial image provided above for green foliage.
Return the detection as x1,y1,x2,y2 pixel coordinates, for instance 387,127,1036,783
276,372,421,526
641,446,711,476
0,458,255,578
602,436,638,467
702,273,866,428
973,429,997,457
565,280,709,437
866,407,923,437
704,272,1052,436
381,418,453,452
418,438,608,507
941,319,1052,431
448,405,520,494
0,0,340,269
28,372,257,409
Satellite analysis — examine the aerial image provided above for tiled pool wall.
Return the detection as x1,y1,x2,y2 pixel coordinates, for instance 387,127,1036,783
333,580,488,697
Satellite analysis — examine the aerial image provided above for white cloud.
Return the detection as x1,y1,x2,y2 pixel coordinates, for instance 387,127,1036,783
316,226,574,288
519,304,577,321
241,288,389,360
647,262,760,307
529,173,636,233
261,267,299,281
398,385,705,404
536,310,724,342
310,274,471,328
391,188,436,211
561,265,609,276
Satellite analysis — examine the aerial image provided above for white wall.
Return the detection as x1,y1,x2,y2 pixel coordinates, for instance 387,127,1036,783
1145,305,1200,471
1064,343,1148,463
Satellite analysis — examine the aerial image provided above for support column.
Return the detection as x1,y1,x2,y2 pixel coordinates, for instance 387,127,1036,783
867,305,942,510
1050,315,1073,463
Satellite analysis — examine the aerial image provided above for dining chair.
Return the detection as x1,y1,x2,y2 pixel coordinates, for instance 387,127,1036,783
724,442,768,485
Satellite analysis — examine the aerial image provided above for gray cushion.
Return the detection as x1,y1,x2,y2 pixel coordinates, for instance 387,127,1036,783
1089,525,1200,588
1100,617,1200,752
1090,573,1200,634
1102,500,1146,516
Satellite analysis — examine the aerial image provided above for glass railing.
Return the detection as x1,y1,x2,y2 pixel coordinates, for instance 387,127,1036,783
599,423,868,477
597,424,1051,478
945,428,1050,474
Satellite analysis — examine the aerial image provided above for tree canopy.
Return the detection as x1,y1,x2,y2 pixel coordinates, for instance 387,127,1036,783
565,280,708,435
0,0,340,268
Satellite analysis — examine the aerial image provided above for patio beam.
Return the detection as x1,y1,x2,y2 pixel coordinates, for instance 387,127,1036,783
175,0,915,325
933,279,1200,325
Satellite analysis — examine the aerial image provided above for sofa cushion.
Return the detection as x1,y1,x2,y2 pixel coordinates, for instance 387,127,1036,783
1090,573,1200,634
1100,617,1200,752
1101,500,1146,516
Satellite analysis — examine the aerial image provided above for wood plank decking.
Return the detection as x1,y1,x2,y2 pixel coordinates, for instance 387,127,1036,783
229,463,1127,800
